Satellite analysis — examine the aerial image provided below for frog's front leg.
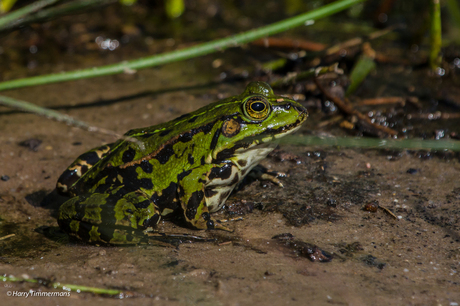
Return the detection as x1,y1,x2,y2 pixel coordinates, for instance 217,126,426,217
58,187,160,244
178,163,239,231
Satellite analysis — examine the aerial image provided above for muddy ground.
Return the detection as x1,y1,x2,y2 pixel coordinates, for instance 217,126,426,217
0,71,459,305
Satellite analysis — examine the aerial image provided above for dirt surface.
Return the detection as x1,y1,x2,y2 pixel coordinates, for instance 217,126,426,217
1,74,459,305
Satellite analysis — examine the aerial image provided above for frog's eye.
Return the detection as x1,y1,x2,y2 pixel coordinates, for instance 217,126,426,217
243,96,270,120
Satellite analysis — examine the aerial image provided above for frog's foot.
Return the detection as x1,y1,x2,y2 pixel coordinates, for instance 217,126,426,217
218,216,244,223
247,165,287,188
212,220,233,232
188,211,233,232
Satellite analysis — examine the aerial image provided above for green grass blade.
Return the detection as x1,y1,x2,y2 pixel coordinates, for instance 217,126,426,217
0,0,59,29
280,135,460,151
345,54,376,96
429,0,442,71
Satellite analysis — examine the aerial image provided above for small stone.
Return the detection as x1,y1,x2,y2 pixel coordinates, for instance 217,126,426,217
363,201,379,212
1,175,10,181
18,138,42,151
406,168,418,174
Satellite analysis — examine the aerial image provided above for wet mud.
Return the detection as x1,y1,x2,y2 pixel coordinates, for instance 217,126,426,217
1,77,459,305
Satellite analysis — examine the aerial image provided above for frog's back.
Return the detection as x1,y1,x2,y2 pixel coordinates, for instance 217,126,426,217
57,98,236,197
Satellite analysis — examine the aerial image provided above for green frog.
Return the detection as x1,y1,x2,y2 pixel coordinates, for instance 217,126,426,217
57,82,308,244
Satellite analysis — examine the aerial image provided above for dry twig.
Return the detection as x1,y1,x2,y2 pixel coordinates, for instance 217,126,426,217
314,78,398,137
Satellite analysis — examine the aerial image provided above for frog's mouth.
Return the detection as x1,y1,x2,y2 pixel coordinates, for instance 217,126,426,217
250,111,308,145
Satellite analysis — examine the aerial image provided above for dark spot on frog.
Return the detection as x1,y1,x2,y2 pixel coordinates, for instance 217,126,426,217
188,116,198,123
205,188,218,198
177,170,192,182
208,163,233,180
134,199,151,209
57,169,81,195
139,178,154,190
159,129,172,137
80,164,89,176
122,148,136,163
138,133,151,139
210,128,221,151
110,166,154,191
175,113,189,121
185,190,204,220
178,132,193,143
200,156,205,165
187,153,194,165
140,160,153,173
201,212,210,220
142,214,160,229
74,221,94,242
151,182,178,211
78,151,101,165
156,144,175,164
198,121,216,134
237,159,247,167
214,145,246,162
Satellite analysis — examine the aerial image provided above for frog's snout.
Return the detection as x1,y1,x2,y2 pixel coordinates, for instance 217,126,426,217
292,103,308,121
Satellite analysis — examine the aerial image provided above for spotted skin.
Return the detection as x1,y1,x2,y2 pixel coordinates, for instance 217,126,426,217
56,82,308,244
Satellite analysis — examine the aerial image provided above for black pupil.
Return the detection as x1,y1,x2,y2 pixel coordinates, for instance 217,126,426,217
251,102,265,112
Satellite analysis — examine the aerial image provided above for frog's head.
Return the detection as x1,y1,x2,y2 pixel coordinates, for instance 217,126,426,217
212,81,308,163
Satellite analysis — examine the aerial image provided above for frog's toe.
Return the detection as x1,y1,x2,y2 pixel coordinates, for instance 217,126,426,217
246,165,286,188
258,173,285,187
212,221,233,232
188,213,233,232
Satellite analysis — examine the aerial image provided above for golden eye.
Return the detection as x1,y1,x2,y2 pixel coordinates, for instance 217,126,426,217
244,96,270,120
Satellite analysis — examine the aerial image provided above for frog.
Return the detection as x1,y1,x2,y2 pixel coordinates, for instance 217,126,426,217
56,81,308,244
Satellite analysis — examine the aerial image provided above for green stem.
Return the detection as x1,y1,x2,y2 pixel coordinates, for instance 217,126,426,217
0,0,59,29
280,135,460,151
0,94,101,130
429,0,442,71
0,0,366,92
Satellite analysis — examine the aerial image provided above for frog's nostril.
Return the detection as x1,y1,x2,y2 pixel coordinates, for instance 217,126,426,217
294,105,307,115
